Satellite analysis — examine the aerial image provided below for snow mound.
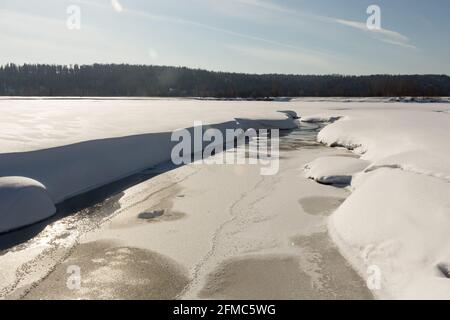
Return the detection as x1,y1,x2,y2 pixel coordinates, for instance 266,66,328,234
0,177,56,233
330,169,450,299
304,156,369,185
315,108,450,299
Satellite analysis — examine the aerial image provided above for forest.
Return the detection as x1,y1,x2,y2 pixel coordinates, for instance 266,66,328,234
1,63,449,97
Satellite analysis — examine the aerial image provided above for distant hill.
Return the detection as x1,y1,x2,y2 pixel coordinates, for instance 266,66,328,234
1,63,449,97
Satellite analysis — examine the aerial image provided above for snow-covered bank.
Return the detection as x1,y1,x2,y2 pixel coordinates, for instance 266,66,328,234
318,110,450,180
310,107,450,299
329,169,450,299
0,99,298,232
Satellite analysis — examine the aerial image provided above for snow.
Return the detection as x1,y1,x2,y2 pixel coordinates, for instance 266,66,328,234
235,110,300,129
318,110,450,180
0,99,298,231
308,104,450,299
1,98,450,299
300,114,342,123
329,169,450,299
0,98,295,153
0,176,55,233
304,156,370,185
291,97,450,103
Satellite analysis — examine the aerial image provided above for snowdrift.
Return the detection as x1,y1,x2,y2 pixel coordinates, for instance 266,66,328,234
330,169,450,299
313,109,450,299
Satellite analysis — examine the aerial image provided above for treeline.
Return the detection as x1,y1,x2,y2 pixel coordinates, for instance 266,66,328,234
0,63,449,97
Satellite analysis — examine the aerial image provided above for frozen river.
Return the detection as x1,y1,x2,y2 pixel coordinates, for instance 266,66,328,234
0,121,372,299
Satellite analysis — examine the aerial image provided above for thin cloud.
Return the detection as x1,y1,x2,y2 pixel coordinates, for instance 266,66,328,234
335,19,416,49
133,11,295,50
209,0,416,50
73,0,320,54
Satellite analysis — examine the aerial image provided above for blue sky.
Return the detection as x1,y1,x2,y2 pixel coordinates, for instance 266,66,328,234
1,0,449,74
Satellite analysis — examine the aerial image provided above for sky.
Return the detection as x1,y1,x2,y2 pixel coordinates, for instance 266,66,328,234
1,0,449,75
